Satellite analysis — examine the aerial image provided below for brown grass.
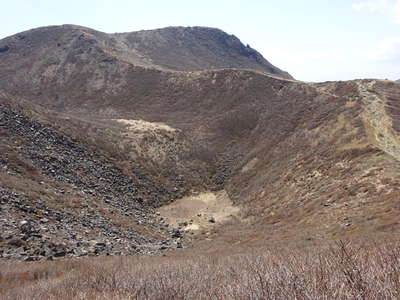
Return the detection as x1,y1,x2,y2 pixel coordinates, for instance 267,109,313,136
1,241,400,299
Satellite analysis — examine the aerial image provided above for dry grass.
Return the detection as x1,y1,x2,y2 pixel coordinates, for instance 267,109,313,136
1,241,400,299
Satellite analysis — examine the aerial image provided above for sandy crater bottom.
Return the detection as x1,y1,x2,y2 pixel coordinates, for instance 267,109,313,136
158,190,240,233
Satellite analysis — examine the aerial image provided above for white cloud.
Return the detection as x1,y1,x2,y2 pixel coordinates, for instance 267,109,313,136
352,0,390,12
353,0,400,23
370,37,400,61
395,1,400,22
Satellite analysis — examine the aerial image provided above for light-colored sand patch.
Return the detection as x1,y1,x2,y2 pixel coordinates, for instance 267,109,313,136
113,119,176,133
185,224,200,231
158,190,240,233
111,118,183,163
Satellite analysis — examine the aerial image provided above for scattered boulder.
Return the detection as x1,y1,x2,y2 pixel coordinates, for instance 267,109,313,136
7,238,26,247
171,229,182,238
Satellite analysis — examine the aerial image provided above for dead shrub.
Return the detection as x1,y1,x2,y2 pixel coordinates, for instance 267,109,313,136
2,242,400,299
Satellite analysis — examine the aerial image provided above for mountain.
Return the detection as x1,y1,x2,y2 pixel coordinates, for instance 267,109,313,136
0,25,291,90
1,25,400,261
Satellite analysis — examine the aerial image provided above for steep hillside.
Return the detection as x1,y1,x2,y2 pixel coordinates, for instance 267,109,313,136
0,94,192,260
224,79,400,245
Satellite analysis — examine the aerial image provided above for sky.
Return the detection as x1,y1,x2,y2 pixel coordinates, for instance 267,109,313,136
1,0,399,82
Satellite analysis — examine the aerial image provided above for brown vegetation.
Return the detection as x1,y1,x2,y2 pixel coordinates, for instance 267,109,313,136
2,241,400,299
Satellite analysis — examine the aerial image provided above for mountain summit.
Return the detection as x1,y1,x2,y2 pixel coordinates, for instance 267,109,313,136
0,24,292,80
114,26,292,78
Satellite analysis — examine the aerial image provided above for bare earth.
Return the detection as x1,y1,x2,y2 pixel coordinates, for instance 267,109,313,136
158,190,240,233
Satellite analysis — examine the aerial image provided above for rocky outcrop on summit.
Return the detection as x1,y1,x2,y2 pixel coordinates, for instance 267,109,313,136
115,26,292,78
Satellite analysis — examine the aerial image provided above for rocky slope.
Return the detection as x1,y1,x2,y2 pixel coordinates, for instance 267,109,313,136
1,25,400,259
0,94,188,261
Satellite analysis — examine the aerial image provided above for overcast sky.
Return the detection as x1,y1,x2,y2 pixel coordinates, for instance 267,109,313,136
1,0,399,82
